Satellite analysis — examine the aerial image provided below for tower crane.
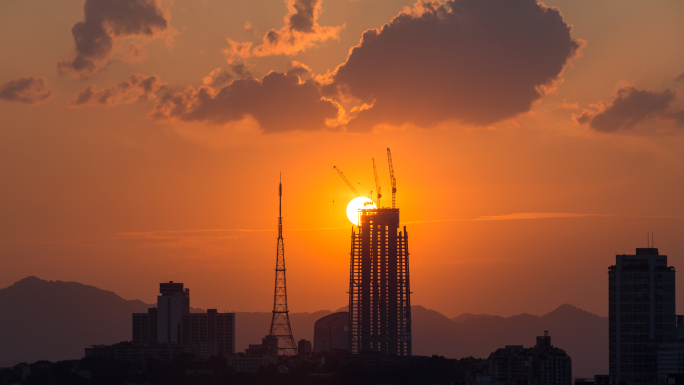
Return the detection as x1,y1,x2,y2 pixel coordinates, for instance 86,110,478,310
372,158,382,208
387,148,397,208
333,166,360,197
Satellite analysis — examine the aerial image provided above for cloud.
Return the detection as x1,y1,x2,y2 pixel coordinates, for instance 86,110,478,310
244,21,259,37
201,65,252,87
224,0,342,61
70,74,165,106
327,0,582,131
574,86,684,132
287,61,313,77
0,77,53,104
58,0,171,77
476,212,595,221
202,68,234,87
151,71,340,133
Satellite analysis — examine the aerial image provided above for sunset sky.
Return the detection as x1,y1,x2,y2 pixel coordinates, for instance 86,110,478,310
2,0,684,319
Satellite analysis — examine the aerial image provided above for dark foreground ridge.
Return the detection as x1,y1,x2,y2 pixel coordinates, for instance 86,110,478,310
0,277,607,377
0,354,485,385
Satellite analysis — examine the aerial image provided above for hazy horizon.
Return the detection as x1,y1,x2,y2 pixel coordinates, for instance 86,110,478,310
2,275,604,319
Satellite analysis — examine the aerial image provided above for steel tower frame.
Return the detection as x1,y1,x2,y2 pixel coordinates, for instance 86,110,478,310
349,208,411,356
269,178,298,356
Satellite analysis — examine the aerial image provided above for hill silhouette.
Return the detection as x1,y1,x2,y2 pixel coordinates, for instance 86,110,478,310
411,304,607,378
0,277,606,377
0,276,151,366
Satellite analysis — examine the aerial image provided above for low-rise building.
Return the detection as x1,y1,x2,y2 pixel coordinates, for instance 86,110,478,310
227,335,279,373
182,309,235,359
487,331,571,385
298,339,312,355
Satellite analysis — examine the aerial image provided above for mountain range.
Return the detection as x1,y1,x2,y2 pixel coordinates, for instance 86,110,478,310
0,277,607,377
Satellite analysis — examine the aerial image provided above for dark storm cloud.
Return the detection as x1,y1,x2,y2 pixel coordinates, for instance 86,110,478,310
329,0,582,131
71,74,165,106
151,72,339,133
58,0,170,77
575,87,684,132
0,77,53,104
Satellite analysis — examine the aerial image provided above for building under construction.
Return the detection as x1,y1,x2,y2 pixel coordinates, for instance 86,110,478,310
347,149,412,356
349,208,411,356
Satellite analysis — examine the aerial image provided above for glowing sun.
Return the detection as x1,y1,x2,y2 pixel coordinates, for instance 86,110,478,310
346,197,377,225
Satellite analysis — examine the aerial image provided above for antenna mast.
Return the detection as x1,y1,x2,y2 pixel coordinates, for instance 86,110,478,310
269,176,298,356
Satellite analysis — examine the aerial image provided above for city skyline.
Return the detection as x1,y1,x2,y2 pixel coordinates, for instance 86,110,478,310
2,0,684,321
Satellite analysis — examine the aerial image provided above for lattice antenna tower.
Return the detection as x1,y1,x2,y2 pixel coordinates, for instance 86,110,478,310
269,175,298,356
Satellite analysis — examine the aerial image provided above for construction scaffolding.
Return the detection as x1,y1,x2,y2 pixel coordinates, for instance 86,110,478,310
349,208,411,356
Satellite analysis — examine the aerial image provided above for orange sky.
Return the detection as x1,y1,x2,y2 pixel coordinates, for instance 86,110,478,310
1,0,684,318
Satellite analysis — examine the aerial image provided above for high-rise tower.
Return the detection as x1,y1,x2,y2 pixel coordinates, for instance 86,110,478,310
609,247,676,385
349,208,411,355
269,178,298,356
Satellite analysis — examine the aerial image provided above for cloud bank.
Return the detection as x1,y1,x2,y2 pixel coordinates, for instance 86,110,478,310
575,86,684,132
160,0,581,133
151,71,339,133
71,74,165,107
0,77,53,104
58,0,170,77
224,0,342,61
329,0,582,131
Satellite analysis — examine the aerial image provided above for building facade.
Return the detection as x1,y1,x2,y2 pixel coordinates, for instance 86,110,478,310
157,281,190,344
313,312,349,353
132,307,157,345
487,332,572,385
349,208,411,356
298,339,312,355
182,309,235,359
609,248,676,385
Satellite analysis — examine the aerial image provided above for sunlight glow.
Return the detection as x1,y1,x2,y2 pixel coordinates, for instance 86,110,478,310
346,197,377,226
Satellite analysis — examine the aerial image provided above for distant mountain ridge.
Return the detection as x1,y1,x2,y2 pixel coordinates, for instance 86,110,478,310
452,313,499,323
412,304,607,378
0,277,607,377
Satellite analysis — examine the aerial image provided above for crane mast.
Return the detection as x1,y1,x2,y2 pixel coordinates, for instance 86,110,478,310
387,148,397,208
372,158,382,208
333,166,361,197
